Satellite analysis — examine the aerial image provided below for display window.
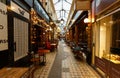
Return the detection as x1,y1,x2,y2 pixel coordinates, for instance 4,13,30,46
95,10,120,64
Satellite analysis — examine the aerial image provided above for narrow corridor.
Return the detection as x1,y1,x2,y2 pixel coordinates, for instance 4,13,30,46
34,40,101,78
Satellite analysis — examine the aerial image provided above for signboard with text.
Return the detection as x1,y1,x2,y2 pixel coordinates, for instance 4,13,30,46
11,1,29,19
76,0,91,10
0,2,8,51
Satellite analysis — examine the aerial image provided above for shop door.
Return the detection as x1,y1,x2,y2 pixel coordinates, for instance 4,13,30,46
14,17,28,61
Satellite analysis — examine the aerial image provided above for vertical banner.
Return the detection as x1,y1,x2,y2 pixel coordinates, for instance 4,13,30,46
0,2,8,51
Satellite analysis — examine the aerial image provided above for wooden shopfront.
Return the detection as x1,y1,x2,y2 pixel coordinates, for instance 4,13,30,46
7,0,30,66
93,0,120,77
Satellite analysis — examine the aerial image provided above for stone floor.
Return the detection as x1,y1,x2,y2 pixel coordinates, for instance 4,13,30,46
33,40,101,78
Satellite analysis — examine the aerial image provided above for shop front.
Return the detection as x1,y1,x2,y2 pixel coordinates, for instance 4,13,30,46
30,0,53,52
6,0,31,66
93,0,120,77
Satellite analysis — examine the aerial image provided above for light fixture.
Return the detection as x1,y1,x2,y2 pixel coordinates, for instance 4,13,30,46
7,6,15,10
50,22,54,25
60,19,64,24
84,18,90,23
84,18,94,23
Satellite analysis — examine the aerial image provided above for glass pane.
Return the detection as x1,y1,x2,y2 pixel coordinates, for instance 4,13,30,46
52,0,73,32
111,11,120,48
96,15,112,58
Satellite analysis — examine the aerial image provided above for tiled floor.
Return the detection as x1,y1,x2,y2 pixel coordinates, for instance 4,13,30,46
33,52,57,78
33,40,101,78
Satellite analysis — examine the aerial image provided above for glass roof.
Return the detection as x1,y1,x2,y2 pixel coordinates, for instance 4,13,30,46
53,0,73,33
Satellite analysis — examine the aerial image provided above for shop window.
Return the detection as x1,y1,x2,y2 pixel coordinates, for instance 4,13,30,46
111,11,120,48
0,0,6,4
95,10,120,64
96,15,112,58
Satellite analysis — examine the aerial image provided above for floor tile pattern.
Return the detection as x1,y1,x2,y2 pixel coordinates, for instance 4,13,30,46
33,40,101,78
61,42,101,78
33,52,56,78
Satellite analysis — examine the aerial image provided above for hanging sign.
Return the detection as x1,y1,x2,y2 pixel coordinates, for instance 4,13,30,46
0,2,8,51
76,0,91,10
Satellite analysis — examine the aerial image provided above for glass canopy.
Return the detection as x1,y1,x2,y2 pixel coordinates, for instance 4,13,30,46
53,0,73,33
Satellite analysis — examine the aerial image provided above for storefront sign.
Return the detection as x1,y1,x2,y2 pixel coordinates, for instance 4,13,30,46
11,1,29,19
95,0,117,14
0,2,8,51
76,0,91,10
18,8,25,15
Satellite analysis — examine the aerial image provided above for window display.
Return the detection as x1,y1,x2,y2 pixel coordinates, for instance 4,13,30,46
96,10,120,64
103,54,120,64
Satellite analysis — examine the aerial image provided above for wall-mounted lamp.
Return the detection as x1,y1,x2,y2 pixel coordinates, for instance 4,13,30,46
7,6,15,10
84,18,90,23
84,18,94,23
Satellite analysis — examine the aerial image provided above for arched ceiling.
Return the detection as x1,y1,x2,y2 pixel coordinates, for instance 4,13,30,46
53,0,73,33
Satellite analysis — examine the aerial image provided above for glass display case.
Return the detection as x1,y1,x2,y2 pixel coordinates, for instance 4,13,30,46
103,53,120,64
95,10,120,60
